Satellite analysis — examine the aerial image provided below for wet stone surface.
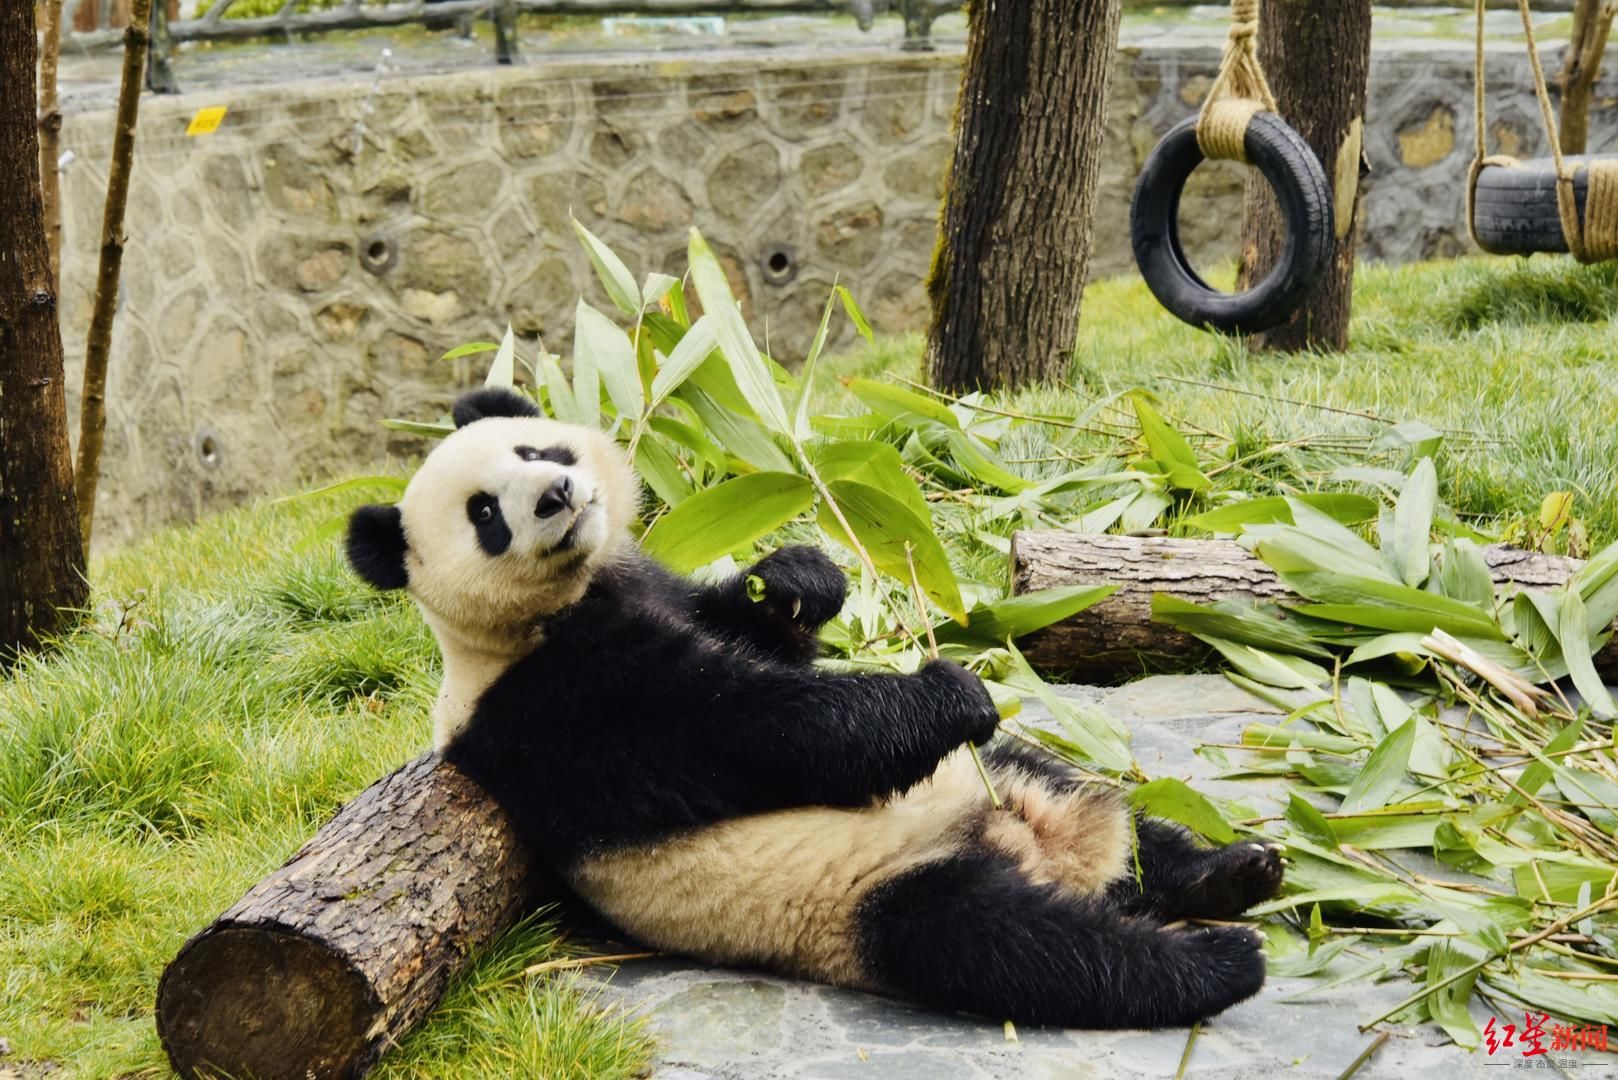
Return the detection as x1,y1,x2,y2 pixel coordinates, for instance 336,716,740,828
582,676,1512,1079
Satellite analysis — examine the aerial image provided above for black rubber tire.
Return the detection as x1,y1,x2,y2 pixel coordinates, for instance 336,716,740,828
1130,113,1333,336
1472,155,1614,256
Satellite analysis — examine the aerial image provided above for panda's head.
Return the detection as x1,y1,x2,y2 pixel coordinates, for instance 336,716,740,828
345,387,638,652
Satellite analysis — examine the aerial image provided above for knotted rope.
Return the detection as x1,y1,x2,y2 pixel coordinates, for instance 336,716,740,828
1196,0,1280,163
1470,0,1618,262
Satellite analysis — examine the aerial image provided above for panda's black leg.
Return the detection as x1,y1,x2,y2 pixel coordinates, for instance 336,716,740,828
690,546,846,664
857,851,1267,1029
1108,817,1285,921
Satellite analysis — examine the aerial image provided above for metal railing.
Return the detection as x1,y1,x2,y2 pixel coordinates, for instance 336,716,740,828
61,0,966,95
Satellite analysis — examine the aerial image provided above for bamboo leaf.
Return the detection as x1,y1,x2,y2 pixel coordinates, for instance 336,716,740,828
687,228,791,436
575,301,641,423
483,325,517,389
571,213,641,317
848,378,960,431
812,440,928,523
1386,457,1436,587
1131,397,1210,492
1006,644,1134,773
1438,538,1494,608
648,316,717,411
1182,493,1377,533
835,284,874,344
1151,593,1333,657
1285,793,1339,848
793,291,839,441
683,385,793,473
439,340,501,361
1203,637,1331,689
642,472,813,573
634,436,693,508
1129,778,1235,844
817,478,966,624
1425,940,1483,1050
642,272,679,309
1339,718,1416,814
934,585,1119,649
946,431,1031,494
536,348,579,424
380,418,455,439
1558,588,1617,718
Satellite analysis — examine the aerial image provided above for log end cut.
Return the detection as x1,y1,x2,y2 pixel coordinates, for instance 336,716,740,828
157,926,381,1080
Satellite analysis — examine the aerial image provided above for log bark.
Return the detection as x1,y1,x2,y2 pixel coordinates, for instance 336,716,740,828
76,0,153,557
1010,532,1618,682
1,0,86,660
156,753,538,1080
1234,0,1372,353
925,0,1123,392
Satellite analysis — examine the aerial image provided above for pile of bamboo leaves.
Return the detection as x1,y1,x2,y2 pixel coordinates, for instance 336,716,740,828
1151,461,1618,1044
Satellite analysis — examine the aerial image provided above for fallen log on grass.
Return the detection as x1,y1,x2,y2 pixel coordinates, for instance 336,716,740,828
156,753,535,1080
1009,532,1618,681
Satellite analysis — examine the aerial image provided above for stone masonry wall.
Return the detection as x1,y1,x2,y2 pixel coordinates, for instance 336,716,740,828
54,41,1617,546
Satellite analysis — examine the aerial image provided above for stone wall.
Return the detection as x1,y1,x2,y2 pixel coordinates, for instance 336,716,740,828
54,40,1617,546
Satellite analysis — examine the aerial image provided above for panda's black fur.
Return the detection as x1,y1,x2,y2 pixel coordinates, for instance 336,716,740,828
347,388,1283,1030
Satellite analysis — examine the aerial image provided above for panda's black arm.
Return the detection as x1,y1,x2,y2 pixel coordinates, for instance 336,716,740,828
699,654,1000,805
688,545,848,665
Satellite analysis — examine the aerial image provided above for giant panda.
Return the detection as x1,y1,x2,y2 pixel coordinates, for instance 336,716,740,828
344,386,1284,1029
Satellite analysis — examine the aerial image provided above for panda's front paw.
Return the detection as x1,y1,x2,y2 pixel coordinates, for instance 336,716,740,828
923,659,1000,746
748,546,847,629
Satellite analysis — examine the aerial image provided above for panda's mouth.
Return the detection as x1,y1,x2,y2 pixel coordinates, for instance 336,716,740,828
551,501,597,553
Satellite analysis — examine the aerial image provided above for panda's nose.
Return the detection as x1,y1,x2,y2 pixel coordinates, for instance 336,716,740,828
536,475,574,518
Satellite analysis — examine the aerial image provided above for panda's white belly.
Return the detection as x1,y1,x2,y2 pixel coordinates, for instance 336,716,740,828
565,749,988,989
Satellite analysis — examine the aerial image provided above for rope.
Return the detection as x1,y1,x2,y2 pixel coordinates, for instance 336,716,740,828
1470,0,1618,262
1195,0,1278,163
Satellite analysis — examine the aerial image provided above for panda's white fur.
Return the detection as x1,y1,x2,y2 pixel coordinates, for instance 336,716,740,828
346,387,1282,1029
389,413,636,746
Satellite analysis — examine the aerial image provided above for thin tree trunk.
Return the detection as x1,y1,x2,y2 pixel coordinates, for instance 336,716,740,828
1559,0,1616,155
925,0,1124,392
0,0,86,659
76,0,153,558
1234,0,1372,353
38,0,66,292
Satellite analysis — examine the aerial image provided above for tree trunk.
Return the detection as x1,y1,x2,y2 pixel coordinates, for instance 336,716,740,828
1009,532,1618,682
157,753,540,1080
0,0,86,660
925,0,1123,392
76,0,153,557
1559,0,1616,155
38,0,66,292
1234,0,1372,353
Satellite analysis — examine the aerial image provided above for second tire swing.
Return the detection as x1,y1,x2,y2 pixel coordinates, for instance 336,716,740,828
1130,0,1333,336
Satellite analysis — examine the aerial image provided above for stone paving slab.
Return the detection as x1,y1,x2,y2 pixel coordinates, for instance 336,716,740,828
581,676,1533,1079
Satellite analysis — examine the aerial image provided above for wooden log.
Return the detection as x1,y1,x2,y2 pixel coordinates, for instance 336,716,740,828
156,753,536,1080
1009,532,1618,682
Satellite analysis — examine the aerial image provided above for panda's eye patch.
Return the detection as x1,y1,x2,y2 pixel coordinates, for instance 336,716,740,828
515,444,576,467
465,493,512,556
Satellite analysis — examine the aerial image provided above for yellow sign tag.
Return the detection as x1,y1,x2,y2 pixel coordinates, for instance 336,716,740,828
186,106,228,137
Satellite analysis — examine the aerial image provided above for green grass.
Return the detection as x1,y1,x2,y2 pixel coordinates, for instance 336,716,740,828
826,256,1618,564
3,253,1614,1075
0,485,653,1078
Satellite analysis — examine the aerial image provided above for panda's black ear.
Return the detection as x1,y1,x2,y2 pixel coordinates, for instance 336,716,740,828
452,387,541,428
346,505,409,591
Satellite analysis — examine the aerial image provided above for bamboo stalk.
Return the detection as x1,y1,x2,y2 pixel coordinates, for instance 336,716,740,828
37,0,65,293
75,0,154,558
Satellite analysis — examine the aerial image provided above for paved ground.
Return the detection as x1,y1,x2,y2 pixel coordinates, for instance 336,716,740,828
579,677,1579,1079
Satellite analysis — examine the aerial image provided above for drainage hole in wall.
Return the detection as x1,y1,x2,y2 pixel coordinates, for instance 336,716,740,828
360,235,396,275
196,431,222,470
761,244,798,286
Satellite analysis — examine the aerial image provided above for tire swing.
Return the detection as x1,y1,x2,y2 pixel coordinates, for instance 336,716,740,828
1467,0,1618,262
1129,0,1333,335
